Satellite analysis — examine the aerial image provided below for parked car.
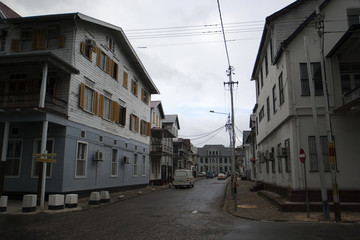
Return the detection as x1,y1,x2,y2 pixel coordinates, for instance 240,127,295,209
197,171,206,177
217,172,226,180
173,169,195,188
206,171,215,178
240,172,247,180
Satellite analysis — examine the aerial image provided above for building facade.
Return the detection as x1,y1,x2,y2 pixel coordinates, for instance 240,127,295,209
197,145,232,174
0,6,159,195
250,0,360,201
149,102,176,185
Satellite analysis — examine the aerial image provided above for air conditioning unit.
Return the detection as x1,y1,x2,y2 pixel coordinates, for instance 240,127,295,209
282,147,288,158
94,150,104,161
85,39,97,48
124,156,130,164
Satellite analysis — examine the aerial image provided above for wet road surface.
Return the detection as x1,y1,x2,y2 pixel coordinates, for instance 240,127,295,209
0,178,359,239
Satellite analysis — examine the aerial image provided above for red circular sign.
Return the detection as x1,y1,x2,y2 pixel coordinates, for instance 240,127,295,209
299,148,306,163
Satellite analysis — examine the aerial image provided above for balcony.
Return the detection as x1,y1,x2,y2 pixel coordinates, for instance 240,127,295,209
0,93,68,116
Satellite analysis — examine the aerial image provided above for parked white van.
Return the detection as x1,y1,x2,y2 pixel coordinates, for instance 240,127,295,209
173,169,195,188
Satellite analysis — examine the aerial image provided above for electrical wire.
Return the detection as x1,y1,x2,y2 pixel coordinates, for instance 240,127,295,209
217,0,231,67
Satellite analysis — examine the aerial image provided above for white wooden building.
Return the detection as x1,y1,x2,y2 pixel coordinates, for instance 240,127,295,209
249,0,360,203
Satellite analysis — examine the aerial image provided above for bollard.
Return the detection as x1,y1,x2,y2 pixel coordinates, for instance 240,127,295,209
88,192,100,205
65,194,78,208
22,194,37,212
0,196,8,212
48,194,65,210
100,191,110,203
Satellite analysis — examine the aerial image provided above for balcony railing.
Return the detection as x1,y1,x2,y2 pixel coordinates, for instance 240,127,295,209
344,87,360,105
0,93,67,116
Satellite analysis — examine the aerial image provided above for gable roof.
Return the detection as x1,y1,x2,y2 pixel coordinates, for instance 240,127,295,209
4,12,160,94
0,1,21,19
150,100,165,119
251,0,331,79
163,114,180,130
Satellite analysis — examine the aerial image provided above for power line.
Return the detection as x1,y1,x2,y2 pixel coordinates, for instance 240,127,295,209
216,0,231,67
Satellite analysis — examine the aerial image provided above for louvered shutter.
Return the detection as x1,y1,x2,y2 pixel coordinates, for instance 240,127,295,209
79,83,85,109
99,94,104,117
94,91,99,115
96,48,101,67
10,39,20,52
80,42,86,55
146,122,151,136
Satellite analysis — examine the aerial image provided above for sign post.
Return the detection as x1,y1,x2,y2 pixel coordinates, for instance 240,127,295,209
299,148,310,218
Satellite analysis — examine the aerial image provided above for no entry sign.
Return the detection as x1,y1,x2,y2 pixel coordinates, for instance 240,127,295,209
299,148,306,163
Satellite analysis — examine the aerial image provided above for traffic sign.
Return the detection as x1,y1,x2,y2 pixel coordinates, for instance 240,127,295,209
32,153,57,158
36,158,56,163
299,148,306,163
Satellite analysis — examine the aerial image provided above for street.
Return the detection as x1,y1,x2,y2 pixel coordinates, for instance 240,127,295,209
0,178,359,240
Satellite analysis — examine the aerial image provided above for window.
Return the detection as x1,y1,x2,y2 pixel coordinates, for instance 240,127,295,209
260,67,264,88
272,84,277,113
5,139,22,177
265,53,269,76
130,114,139,132
103,92,112,120
118,104,127,126
259,106,265,122
47,26,59,49
347,9,360,26
279,73,285,105
111,149,118,177
308,136,330,172
266,97,270,121
81,82,95,113
100,51,107,71
131,79,138,96
277,144,283,173
112,62,118,80
256,79,260,96
300,63,323,96
123,71,128,88
141,88,149,104
32,139,54,178
107,36,115,52
133,154,138,176
271,148,275,173
340,64,360,95
142,155,146,176
20,29,32,51
76,142,87,177
80,41,93,60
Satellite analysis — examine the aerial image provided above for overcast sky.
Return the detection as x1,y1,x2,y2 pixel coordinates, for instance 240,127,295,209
2,0,296,148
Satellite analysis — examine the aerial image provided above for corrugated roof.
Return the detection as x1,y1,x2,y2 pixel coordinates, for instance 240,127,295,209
0,1,21,19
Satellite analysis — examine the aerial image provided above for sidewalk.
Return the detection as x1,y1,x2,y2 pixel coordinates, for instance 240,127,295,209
224,179,360,223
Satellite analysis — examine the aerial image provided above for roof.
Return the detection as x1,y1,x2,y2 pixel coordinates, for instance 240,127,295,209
197,144,231,156
0,1,21,19
163,114,180,130
4,12,160,94
150,100,165,119
251,0,331,80
327,24,360,58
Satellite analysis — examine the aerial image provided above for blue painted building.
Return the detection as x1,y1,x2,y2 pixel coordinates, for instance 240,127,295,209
0,3,159,196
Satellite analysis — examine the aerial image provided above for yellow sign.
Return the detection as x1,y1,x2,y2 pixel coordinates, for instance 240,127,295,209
36,158,56,163
33,153,57,158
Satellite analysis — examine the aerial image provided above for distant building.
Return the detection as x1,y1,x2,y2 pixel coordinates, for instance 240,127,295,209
149,102,177,185
197,145,232,174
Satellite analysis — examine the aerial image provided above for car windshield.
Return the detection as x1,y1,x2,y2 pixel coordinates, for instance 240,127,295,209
175,171,187,177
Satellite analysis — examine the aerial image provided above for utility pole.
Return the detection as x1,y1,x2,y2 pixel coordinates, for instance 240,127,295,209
304,36,330,220
315,6,341,222
224,66,238,211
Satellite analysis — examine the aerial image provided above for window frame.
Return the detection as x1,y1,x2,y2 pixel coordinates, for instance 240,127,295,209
75,141,88,178
133,154,138,176
111,148,118,177
5,139,23,178
300,62,323,96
